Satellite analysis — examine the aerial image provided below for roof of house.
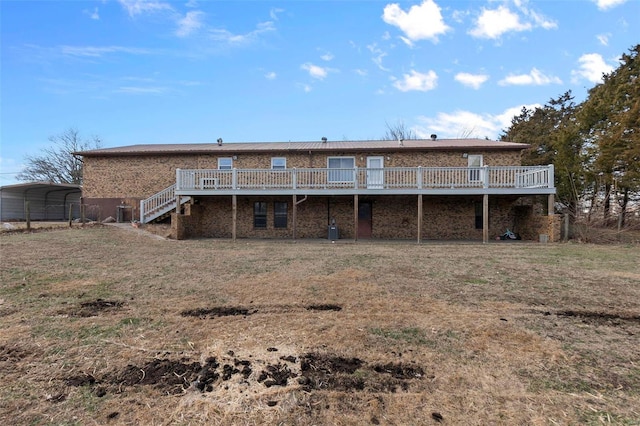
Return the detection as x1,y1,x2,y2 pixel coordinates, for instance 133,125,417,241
77,138,529,157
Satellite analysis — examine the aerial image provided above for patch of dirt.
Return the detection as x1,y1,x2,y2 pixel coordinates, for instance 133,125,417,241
257,363,297,387
549,310,640,325
70,299,124,317
61,351,426,397
298,353,424,393
0,344,37,363
180,307,255,318
306,304,342,311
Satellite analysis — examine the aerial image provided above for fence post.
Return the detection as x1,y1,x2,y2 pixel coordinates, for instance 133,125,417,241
26,201,31,231
68,205,73,227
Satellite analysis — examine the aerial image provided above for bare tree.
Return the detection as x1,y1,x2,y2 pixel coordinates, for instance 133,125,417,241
382,120,417,140
17,128,102,185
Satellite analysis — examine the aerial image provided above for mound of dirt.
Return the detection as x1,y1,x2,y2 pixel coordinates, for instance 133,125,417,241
69,299,124,317
62,351,426,398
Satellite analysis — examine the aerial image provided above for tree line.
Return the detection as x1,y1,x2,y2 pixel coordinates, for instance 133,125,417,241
501,44,639,226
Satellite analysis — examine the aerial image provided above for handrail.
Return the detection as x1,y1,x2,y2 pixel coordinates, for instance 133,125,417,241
175,165,554,192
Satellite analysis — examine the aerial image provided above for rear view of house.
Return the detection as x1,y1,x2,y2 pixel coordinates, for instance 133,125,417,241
77,137,558,242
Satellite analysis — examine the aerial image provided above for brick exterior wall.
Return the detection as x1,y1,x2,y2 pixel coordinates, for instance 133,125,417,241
83,150,522,200
169,194,553,241
83,147,559,241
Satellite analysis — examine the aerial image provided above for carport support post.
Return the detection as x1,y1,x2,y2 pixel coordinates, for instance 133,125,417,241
232,195,237,241
417,194,423,244
482,194,489,243
25,201,31,231
354,194,359,242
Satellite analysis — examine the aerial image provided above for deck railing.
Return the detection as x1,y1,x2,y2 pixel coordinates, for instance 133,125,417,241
176,165,554,192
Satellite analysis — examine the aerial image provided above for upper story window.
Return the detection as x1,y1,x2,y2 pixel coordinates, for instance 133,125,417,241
327,157,355,183
271,157,286,169
218,157,233,170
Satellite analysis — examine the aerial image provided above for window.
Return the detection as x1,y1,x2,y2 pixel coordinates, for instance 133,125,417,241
327,157,355,183
254,202,267,229
274,202,288,228
475,202,484,229
218,157,233,170
271,157,286,169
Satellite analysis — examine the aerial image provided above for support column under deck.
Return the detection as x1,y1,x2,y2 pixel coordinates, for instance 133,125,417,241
354,194,359,242
417,194,423,244
548,193,555,215
232,195,237,241
482,194,489,244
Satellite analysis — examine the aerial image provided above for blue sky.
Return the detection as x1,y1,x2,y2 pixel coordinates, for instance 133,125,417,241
1,0,638,185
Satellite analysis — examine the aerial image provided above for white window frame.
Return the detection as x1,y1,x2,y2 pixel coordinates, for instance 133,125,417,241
327,157,355,183
271,157,287,169
218,157,233,170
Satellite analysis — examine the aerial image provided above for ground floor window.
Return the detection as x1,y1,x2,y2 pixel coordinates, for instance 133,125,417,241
254,202,267,228
475,202,483,229
274,202,288,228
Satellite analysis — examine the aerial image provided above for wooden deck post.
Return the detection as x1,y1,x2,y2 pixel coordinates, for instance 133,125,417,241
548,193,554,215
354,194,359,242
417,194,423,244
482,194,489,243
292,194,297,240
232,195,237,241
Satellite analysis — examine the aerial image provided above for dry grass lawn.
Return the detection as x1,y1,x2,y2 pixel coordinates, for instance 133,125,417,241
1,225,639,425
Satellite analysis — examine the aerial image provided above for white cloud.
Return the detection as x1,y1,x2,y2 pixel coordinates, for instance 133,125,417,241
320,52,334,61
209,21,275,45
297,83,312,93
593,0,628,10
270,8,284,20
115,86,169,94
469,5,531,39
118,0,173,17
59,45,152,58
354,69,368,77
382,0,451,45
393,70,437,92
469,2,556,40
367,43,389,71
83,7,100,20
176,11,205,37
415,103,541,139
454,72,489,89
265,72,277,80
499,68,562,86
301,63,330,80
596,33,610,46
571,53,615,83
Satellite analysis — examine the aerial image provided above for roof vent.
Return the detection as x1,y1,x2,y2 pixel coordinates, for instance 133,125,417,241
321,137,327,143
430,134,437,141
217,138,223,146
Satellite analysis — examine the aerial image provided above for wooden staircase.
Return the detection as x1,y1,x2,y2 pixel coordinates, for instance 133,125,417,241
140,184,190,224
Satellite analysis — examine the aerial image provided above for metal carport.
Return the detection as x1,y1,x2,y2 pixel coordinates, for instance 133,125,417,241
0,182,81,221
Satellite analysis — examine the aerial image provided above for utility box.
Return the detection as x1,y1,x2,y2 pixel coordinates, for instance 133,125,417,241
539,234,549,243
328,225,339,241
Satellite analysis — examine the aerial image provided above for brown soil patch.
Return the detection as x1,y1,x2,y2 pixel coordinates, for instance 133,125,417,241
69,299,124,317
